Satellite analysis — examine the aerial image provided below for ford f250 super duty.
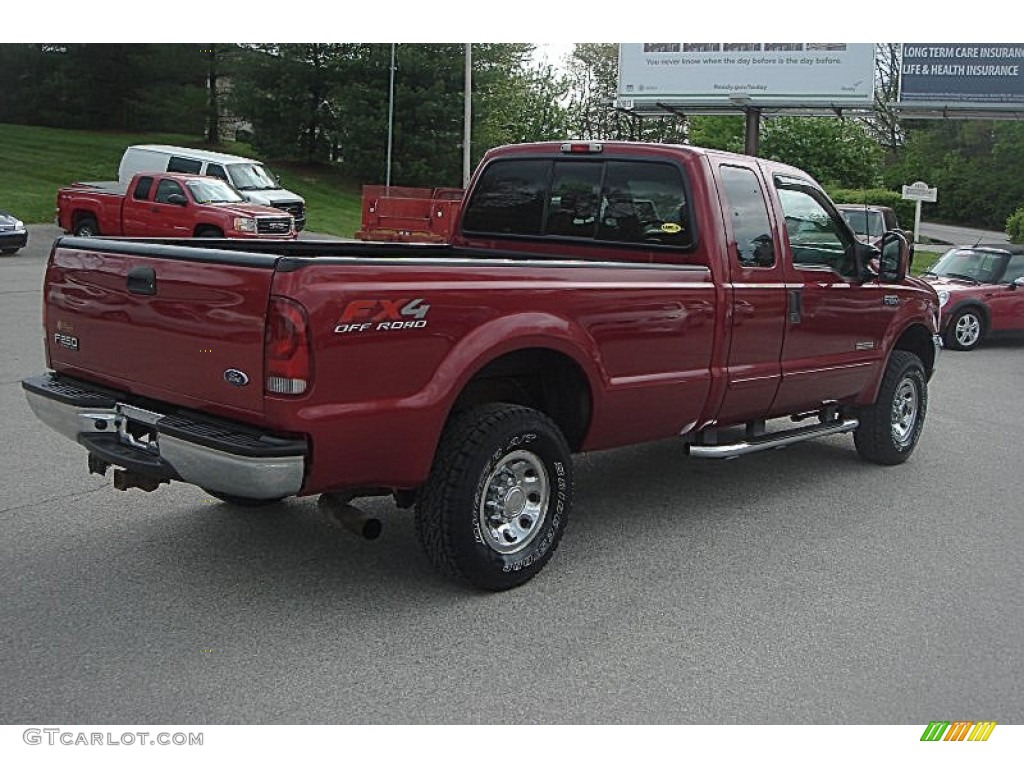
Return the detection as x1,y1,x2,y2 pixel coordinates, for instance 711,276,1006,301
57,173,297,240
24,141,942,591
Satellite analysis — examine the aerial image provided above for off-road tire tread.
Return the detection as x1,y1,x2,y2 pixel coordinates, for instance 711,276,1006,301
415,403,571,590
854,350,926,465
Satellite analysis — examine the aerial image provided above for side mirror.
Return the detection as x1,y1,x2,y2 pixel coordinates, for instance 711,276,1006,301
167,193,187,206
876,230,909,283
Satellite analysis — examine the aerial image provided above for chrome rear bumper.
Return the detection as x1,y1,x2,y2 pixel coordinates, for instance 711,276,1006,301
23,374,306,500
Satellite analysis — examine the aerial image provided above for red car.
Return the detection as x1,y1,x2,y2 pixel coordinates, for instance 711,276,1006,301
923,244,1024,350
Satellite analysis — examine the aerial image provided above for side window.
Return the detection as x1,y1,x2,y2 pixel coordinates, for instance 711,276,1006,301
154,179,185,204
545,161,602,238
598,161,692,247
1002,254,1024,283
720,165,774,267
205,163,228,181
776,180,855,277
461,159,549,236
167,156,202,174
132,176,154,201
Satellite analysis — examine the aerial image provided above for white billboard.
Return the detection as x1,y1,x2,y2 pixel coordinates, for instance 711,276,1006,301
617,43,876,112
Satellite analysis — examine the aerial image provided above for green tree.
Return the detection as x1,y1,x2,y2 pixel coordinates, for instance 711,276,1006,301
228,44,351,163
0,44,207,134
885,120,1024,229
688,116,745,152
760,116,884,188
565,43,685,142
332,44,557,187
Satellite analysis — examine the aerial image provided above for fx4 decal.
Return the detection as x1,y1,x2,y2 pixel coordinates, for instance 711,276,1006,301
335,298,431,333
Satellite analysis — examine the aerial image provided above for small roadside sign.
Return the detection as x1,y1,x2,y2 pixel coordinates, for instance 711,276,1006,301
901,181,938,244
902,181,938,203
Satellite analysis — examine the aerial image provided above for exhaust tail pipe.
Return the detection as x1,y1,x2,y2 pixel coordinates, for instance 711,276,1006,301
318,493,382,540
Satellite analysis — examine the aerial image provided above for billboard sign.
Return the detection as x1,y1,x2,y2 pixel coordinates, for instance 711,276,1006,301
898,44,1024,110
616,43,876,112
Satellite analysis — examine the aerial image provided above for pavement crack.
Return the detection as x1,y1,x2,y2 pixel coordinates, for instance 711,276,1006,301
0,482,109,516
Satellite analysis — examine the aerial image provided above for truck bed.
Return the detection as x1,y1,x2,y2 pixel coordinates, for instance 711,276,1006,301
67,180,129,195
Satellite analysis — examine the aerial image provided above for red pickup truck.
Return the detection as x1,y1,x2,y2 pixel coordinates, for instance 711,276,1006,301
24,141,941,590
57,172,297,239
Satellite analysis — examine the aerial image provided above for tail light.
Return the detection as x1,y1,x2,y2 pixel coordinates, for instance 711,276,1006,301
265,296,312,395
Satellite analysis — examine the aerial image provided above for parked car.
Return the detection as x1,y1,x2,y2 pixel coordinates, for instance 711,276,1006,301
118,145,306,230
923,244,1024,350
837,204,903,248
57,173,297,240
1,210,28,255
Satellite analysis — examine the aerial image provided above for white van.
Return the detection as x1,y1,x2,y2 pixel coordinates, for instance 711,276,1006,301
118,145,307,230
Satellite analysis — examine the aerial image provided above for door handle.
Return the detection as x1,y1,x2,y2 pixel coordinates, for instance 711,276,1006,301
787,289,802,324
126,266,157,296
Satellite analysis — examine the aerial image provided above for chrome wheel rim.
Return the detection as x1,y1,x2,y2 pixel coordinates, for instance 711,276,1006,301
891,377,919,444
955,313,981,347
477,450,549,554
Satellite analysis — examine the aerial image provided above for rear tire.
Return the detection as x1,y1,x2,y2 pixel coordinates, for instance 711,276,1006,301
854,350,927,465
73,216,99,237
415,404,573,591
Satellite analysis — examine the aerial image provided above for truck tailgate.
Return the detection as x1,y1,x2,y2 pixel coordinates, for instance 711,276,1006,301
44,239,277,416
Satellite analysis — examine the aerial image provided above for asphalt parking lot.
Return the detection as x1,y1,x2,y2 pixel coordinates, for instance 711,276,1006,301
1,225,1021,724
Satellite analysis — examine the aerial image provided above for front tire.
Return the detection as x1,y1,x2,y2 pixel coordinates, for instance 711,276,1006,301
854,350,927,465
416,404,573,591
944,307,984,351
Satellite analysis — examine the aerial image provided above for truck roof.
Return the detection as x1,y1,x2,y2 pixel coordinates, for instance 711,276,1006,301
483,140,818,185
127,144,263,166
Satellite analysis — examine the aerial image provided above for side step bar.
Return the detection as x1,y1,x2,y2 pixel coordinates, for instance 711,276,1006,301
688,418,859,460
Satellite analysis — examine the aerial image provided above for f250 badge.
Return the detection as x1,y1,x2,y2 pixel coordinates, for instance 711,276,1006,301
335,298,431,334
53,332,79,351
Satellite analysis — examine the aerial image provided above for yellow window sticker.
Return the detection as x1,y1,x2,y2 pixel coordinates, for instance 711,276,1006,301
660,222,682,234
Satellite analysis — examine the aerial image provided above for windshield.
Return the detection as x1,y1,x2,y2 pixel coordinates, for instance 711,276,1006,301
840,209,884,237
927,248,1009,284
226,163,280,191
185,178,245,204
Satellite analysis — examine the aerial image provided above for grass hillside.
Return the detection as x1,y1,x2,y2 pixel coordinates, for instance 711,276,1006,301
0,123,362,237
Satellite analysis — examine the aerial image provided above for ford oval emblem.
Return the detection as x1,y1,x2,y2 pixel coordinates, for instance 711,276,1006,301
224,369,250,387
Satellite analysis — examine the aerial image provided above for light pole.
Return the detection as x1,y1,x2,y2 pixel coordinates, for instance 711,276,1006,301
386,43,396,190
463,43,472,188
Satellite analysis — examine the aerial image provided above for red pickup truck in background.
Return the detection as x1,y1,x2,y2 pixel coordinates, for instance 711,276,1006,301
57,172,297,239
25,141,941,591
356,185,464,243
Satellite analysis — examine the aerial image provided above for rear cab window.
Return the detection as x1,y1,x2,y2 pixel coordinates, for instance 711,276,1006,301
461,155,695,253
132,176,154,201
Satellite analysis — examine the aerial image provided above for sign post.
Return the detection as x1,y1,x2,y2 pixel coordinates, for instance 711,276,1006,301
902,181,938,244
